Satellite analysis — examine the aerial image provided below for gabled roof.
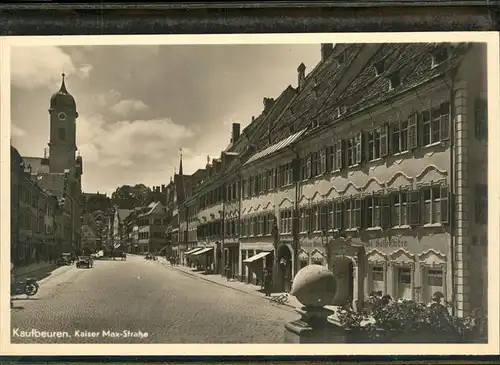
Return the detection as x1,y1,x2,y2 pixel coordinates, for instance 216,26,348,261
138,201,161,217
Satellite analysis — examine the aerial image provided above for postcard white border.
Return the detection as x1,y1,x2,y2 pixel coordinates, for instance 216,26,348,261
0,32,499,356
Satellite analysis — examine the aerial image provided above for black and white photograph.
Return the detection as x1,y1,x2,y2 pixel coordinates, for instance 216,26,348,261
1,33,498,355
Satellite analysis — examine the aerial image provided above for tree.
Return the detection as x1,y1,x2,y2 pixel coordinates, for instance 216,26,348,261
110,184,153,209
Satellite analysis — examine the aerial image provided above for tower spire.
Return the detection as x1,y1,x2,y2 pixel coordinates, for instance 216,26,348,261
59,72,68,94
179,148,183,176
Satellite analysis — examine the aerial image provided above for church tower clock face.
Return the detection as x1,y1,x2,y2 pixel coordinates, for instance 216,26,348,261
58,112,67,121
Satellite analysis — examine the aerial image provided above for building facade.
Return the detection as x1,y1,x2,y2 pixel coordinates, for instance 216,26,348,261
176,42,487,317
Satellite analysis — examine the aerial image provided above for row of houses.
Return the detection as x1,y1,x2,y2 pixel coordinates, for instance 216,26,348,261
114,42,488,318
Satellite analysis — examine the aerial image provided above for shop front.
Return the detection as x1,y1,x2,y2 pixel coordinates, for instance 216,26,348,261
243,250,274,286
324,230,451,309
185,247,203,267
191,246,215,272
276,243,294,293
223,242,239,280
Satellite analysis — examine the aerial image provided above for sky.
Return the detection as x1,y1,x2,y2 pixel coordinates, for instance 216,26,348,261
11,43,321,196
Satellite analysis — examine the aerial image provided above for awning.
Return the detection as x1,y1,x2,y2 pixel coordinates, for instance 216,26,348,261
191,247,214,256
185,247,203,256
243,251,271,264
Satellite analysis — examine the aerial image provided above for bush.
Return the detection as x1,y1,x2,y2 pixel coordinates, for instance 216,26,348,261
336,291,487,343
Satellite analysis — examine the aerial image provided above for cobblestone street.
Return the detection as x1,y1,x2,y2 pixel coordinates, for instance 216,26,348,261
10,255,297,344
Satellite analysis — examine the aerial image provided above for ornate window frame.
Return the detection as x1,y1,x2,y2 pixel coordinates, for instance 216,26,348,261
389,248,416,300
418,249,447,302
366,249,389,295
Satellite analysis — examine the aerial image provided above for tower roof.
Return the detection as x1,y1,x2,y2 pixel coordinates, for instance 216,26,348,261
50,73,76,111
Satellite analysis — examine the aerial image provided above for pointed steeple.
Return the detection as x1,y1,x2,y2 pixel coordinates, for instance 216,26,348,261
179,148,183,176
59,72,68,94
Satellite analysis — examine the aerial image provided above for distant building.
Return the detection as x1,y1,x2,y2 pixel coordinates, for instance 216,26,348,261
136,201,169,254
112,208,134,251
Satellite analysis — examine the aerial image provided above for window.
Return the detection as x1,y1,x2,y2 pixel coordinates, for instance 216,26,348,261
319,204,328,231
372,266,384,282
431,48,447,67
335,140,344,169
408,191,420,225
280,210,292,234
301,155,311,180
475,98,488,140
388,72,401,91
154,218,162,225
311,205,319,232
317,148,327,175
366,196,381,228
327,145,336,172
475,184,488,224
398,268,411,284
367,128,381,161
284,162,293,185
427,269,443,287
344,197,361,229
422,185,449,224
407,113,418,150
347,134,362,167
58,128,66,141
391,191,408,226
392,119,409,153
422,101,450,146
374,59,385,76
334,200,343,230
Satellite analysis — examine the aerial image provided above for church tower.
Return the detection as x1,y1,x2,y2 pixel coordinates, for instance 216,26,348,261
48,73,78,173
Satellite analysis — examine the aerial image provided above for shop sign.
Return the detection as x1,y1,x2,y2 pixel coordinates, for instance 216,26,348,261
367,236,409,249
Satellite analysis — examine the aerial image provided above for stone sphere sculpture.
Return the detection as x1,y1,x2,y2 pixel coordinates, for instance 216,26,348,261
291,264,337,307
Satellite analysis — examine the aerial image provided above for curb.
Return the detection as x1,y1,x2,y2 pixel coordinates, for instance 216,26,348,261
159,261,296,311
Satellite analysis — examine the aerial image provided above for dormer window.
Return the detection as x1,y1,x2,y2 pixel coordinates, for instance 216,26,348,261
335,52,345,67
336,105,347,118
431,47,448,68
388,72,401,91
374,59,385,76
310,117,320,129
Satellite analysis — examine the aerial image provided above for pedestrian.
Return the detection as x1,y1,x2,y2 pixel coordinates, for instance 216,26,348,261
264,268,272,297
225,264,231,281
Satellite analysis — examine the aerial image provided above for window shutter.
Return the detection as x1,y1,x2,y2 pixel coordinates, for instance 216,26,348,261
361,196,368,229
408,190,420,226
380,124,389,157
341,140,346,169
381,195,390,228
440,101,451,141
407,112,418,150
387,122,394,155
440,185,449,224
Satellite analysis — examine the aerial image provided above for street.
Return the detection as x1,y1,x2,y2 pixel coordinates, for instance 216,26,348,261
10,255,297,344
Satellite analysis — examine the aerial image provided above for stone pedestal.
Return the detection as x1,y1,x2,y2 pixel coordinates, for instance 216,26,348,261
284,306,347,343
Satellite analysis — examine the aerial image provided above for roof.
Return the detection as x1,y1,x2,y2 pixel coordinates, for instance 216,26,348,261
117,209,133,221
33,172,66,196
138,201,160,217
244,128,308,166
22,156,50,174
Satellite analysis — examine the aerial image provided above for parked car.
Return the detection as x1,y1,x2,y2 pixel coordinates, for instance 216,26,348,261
57,253,73,266
76,256,93,269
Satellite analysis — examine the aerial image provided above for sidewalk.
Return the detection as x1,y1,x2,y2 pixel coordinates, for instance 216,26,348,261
13,262,58,280
156,257,302,310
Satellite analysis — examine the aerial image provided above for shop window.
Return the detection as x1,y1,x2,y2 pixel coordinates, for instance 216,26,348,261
397,267,412,300
424,269,443,303
371,266,385,293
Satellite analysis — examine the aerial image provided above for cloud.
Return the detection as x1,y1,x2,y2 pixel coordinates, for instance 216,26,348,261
11,46,92,90
94,89,122,107
110,99,148,116
11,124,26,137
77,113,194,168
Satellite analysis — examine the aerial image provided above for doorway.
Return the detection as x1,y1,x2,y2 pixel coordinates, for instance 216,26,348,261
277,244,292,293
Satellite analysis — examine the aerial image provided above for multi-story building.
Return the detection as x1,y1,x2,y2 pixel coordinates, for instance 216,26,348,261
177,42,487,318
11,146,22,265
112,207,133,250
136,201,169,254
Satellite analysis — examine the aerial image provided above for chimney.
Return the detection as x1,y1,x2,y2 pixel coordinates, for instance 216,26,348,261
251,116,255,123
231,123,241,143
263,97,275,111
321,43,334,62
297,63,306,91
